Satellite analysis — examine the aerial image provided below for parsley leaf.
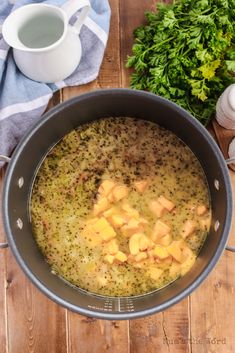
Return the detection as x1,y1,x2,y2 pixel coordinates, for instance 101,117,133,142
127,0,235,125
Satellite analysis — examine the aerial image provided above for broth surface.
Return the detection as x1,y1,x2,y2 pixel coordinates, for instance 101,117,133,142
31,117,211,296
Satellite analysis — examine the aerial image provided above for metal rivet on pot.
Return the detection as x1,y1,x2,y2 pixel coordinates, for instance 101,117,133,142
214,179,220,190
214,220,220,231
18,177,24,188
16,218,23,230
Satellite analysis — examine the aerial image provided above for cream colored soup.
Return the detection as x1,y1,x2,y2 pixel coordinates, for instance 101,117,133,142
31,117,211,296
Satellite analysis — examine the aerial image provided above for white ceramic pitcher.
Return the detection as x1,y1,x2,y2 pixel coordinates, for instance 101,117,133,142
2,1,91,83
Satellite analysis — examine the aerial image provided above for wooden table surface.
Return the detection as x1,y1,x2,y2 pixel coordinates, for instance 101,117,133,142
1,1,235,352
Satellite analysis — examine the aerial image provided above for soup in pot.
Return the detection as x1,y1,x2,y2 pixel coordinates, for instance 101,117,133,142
31,117,211,296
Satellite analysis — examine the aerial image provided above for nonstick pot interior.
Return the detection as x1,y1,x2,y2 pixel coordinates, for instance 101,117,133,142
2,89,232,319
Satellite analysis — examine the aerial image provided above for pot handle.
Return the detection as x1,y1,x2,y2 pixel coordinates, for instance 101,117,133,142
0,155,10,249
225,157,235,252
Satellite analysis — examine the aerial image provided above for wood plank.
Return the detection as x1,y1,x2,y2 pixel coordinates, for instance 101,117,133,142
129,299,191,353
6,254,67,353
212,120,235,171
0,169,7,353
64,2,129,352
190,177,235,353
207,120,217,142
67,313,129,353
46,91,62,111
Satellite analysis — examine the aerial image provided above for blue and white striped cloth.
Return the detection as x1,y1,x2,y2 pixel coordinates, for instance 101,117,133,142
0,0,111,165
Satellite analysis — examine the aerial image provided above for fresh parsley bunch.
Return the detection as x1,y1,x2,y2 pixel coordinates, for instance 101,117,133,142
127,0,235,125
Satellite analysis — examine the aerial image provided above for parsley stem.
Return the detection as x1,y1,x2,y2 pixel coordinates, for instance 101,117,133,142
142,37,175,57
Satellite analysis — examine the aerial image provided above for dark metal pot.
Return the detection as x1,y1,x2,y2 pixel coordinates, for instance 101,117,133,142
1,89,235,320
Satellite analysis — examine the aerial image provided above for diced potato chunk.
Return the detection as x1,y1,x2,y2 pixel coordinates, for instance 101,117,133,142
196,205,207,216
181,253,196,276
155,256,173,268
148,267,163,281
152,220,171,241
134,180,149,193
181,242,195,263
109,214,127,228
103,207,118,218
148,257,155,265
82,228,103,247
104,254,115,264
149,200,166,218
147,249,154,258
101,228,117,242
139,234,151,251
110,185,129,202
98,180,116,197
153,245,169,259
121,218,143,237
157,195,175,211
105,239,119,254
200,217,211,231
121,203,139,219
157,233,172,246
135,252,148,262
139,217,148,226
85,217,100,226
161,256,173,265
92,217,116,242
167,240,184,263
93,217,112,232
182,244,194,259
93,197,110,216
115,251,127,262
181,220,196,239
127,254,135,264
129,233,142,255
81,219,103,247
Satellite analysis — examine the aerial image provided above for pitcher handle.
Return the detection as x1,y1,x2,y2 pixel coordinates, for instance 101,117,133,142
62,0,91,34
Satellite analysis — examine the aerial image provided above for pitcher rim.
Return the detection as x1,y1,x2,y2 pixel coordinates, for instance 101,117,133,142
2,3,71,53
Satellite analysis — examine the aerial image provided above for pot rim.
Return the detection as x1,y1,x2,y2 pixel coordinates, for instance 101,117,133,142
2,88,233,319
